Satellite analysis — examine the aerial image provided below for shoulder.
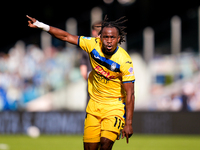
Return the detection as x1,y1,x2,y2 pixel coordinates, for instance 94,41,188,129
116,47,134,72
117,46,132,64
78,36,100,52
78,36,99,45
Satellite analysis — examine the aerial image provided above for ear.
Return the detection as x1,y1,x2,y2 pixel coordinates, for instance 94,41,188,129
117,35,120,43
92,30,97,37
100,34,102,39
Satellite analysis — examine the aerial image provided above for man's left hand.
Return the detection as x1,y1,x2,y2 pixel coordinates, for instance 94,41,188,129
121,124,133,143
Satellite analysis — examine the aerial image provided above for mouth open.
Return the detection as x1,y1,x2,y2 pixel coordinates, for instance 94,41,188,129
106,45,113,50
103,45,116,55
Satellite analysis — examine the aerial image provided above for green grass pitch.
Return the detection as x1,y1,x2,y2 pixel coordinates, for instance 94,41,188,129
0,134,200,150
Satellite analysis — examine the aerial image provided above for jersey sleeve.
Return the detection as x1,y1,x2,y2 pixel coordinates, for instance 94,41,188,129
78,36,96,53
120,57,135,83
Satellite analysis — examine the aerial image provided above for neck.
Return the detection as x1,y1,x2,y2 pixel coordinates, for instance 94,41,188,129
102,50,115,55
102,46,118,56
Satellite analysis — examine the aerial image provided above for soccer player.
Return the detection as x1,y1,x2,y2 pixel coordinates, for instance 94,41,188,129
27,15,135,150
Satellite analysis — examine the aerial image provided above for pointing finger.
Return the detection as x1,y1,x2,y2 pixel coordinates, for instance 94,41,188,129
26,15,36,22
26,15,32,20
26,15,37,24
126,134,129,143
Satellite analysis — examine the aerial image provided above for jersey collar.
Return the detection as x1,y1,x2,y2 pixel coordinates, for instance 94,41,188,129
113,46,119,54
103,46,119,56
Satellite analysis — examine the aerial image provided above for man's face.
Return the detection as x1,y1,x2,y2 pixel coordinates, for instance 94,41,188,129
100,27,120,55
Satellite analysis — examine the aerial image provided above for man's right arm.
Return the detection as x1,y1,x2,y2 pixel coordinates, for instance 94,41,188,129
48,26,79,45
27,15,79,45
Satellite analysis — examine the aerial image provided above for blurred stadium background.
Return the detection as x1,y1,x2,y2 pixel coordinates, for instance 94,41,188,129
0,0,200,149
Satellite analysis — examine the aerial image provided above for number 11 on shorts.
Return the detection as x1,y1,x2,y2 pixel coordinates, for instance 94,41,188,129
114,117,124,129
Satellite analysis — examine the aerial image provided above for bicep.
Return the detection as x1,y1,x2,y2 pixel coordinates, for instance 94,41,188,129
65,34,79,45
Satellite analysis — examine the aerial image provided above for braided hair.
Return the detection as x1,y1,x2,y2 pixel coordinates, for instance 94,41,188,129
98,15,128,44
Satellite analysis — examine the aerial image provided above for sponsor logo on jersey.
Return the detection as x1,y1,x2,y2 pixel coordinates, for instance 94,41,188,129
126,61,132,64
94,65,115,79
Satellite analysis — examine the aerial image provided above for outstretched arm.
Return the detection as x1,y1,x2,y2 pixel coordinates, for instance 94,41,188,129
27,15,79,45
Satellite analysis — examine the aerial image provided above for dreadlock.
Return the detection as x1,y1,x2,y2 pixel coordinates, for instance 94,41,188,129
98,15,128,44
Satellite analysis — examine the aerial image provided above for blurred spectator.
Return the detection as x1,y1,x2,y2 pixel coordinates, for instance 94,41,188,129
156,93,182,111
149,53,200,112
79,21,102,105
0,40,200,112
154,74,200,112
0,40,78,111
80,22,102,80
182,81,200,111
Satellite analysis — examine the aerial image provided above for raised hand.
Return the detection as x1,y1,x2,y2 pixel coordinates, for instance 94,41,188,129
26,15,78,44
26,15,37,28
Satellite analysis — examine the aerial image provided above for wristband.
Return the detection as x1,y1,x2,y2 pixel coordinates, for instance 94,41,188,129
33,20,50,32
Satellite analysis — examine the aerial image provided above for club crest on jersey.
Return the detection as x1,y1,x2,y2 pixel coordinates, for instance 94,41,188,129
111,63,116,71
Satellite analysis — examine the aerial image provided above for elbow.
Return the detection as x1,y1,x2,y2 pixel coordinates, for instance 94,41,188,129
60,35,68,41
126,92,135,107
131,92,135,101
